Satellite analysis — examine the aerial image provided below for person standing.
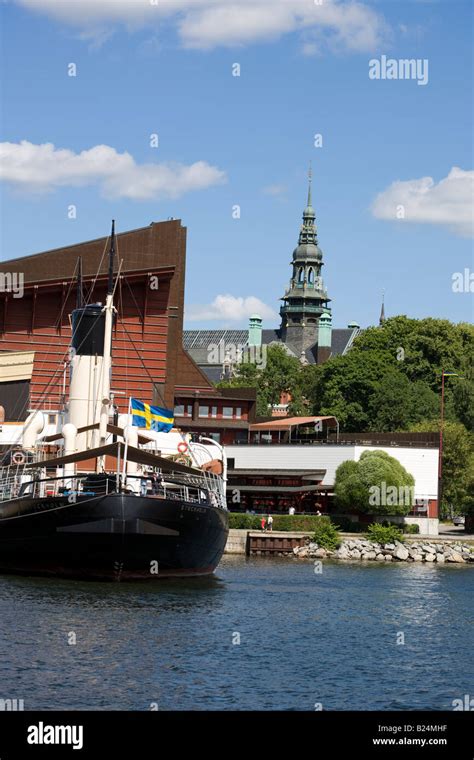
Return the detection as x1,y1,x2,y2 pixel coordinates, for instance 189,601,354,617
261,516,266,532
267,514,274,532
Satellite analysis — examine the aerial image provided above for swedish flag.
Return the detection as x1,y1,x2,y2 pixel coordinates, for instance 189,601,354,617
130,398,174,433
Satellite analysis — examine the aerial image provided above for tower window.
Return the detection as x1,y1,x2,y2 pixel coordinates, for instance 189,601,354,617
298,267,304,283
308,268,314,284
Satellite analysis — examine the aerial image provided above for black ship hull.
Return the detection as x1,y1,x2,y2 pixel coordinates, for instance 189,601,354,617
0,494,229,581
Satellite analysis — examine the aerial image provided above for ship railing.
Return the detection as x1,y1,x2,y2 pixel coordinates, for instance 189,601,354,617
0,472,103,504
124,472,227,510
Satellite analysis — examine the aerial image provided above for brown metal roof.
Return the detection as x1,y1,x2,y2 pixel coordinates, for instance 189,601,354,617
250,416,337,431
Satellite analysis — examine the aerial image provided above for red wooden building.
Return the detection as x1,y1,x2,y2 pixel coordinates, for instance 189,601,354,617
0,219,256,437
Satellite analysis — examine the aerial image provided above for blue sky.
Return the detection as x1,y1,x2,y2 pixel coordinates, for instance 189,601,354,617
0,0,472,330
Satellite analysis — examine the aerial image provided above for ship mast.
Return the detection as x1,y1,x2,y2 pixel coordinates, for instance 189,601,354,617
96,221,116,469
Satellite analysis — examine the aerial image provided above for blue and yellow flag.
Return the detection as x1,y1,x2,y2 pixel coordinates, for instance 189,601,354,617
130,398,174,433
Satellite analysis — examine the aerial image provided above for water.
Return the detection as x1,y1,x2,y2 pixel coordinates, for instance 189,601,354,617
0,556,472,711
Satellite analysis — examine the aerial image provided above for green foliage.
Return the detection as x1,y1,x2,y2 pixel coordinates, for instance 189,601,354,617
228,512,336,532
334,450,415,515
307,317,474,433
410,419,474,517
312,517,341,550
367,372,438,432
227,513,262,530
218,344,303,417
402,523,420,534
366,523,405,544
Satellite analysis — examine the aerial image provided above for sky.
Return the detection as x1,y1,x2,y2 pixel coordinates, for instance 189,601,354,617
0,0,473,331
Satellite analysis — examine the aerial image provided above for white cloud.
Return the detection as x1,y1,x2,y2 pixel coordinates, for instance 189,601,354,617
186,294,277,322
371,167,474,237
14,0,390,53
0,140,226,200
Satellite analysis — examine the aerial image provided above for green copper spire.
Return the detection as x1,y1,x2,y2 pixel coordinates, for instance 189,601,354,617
299,163,317,244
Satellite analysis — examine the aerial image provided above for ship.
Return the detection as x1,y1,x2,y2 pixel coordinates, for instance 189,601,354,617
0,222,229,581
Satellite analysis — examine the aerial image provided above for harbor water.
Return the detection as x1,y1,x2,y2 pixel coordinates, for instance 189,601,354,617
0,556,472,711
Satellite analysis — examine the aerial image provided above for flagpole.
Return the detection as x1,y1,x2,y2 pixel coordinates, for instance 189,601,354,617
122,397,131,488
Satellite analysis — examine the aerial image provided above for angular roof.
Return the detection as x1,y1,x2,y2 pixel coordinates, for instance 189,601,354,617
183,324,360,368
250,415,337,431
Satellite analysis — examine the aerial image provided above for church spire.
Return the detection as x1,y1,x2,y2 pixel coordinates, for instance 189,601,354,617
379,291,386,325
307,161,313,208
299,162,317,245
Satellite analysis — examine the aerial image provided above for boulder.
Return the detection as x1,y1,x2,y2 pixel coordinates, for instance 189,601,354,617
411,553,424,561
384,543,396,551
384,554,393,561
350,549,361,559
376,554,385,561
446,551,465,563
313,548,327,558
394,545,409,561
425,553,436,562
436,554,445,563
363,551,377,560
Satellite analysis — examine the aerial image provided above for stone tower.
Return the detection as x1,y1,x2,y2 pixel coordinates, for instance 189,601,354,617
279,166,331,357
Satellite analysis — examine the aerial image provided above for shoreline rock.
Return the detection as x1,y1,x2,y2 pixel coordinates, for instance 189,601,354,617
293,538,474,564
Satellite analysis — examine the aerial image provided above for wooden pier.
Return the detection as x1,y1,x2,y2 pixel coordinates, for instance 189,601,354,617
247,531,310,556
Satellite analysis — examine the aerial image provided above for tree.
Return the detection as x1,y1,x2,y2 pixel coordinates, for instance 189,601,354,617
452,356,474,431
367,372,439,431
410,420,474,518
217,344,302,417
352,317,474,392
334,450,415,516
308,350,392,431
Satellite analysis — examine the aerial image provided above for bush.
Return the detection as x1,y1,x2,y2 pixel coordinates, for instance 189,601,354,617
228,513,263,530
228,513,339,532
313,518,341,550
402,523,420,534
366,523,404,544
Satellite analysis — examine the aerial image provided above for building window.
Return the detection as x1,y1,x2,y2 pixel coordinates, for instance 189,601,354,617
47,413,56,425
223,406,233,418
199,405,210,418
298,267,304,283
308,268,314,284
210,406,218,418
235,407,242,419
174,405,185,416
